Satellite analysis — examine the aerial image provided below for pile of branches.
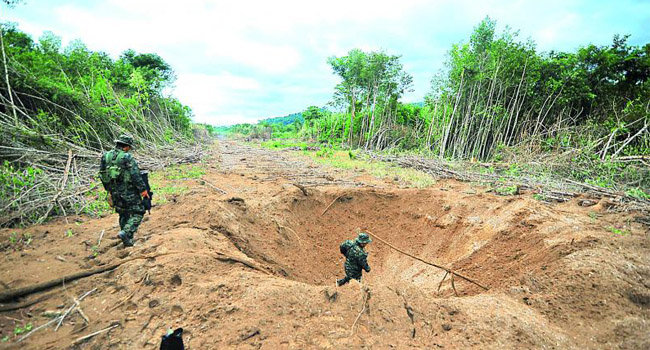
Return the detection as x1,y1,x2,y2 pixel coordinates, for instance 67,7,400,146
0,102,209,227
0,127,207,227
365,152,650,212
0,24,216,226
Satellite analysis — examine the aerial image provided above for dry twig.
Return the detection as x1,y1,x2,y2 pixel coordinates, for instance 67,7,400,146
202,179,227,194
18,288,96,342
322,193,346,216
97,229,105,247
72,323,120,344
350,286,371,335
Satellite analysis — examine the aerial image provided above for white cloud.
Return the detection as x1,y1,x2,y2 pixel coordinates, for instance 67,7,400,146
194,113,255,126
174,73,261,122
535,13,583,50
204,41,302,74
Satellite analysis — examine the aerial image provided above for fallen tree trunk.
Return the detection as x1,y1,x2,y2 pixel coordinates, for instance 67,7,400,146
0,250,268,303
0,262,122,303
0,293,53,312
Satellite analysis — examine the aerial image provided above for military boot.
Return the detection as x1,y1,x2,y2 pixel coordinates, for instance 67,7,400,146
117,231,133,247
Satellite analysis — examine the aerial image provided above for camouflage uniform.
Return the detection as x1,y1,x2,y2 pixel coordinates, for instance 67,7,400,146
99,134,146,247
337,233,372,286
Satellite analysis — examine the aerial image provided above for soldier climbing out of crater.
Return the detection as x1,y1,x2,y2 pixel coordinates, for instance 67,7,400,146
337,232,372,286
99,134,151,247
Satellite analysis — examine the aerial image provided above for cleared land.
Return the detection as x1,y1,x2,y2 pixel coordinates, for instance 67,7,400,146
0,141,648,349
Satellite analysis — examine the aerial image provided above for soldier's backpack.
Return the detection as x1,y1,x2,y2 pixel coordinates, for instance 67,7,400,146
99,150,129,187
160,328,184,350
339,239,355,257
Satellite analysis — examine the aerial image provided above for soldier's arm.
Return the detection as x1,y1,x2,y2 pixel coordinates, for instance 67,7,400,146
359,252,371,272
99,154,110,191
124,154,147,193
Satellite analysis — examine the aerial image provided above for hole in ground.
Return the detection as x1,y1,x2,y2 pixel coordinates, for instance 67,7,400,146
220,188,570,296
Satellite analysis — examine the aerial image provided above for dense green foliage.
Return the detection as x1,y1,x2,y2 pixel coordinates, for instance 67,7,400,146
425,18,649,160
0,24,194,152
221,17,648,191
0,24,200,226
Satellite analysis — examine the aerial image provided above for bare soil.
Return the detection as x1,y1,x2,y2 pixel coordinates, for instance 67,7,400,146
1,141,648,349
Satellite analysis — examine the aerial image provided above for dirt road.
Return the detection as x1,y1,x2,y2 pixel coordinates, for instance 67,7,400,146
1,141,648,349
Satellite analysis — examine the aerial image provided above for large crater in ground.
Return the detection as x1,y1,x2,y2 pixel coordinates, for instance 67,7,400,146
207,186,572,296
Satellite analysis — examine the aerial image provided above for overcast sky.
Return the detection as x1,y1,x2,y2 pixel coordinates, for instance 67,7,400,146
3,0,649,125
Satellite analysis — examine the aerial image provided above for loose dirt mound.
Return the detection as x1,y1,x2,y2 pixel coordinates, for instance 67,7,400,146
0,141,648,349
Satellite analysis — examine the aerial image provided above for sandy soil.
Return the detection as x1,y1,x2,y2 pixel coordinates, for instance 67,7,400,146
0,141,648,349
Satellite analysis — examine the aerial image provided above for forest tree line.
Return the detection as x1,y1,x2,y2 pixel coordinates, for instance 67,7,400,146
0,23,203,225
230,17,649,190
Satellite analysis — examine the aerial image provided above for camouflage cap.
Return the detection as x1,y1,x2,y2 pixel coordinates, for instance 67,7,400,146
115,134,135,148
356,232,372,244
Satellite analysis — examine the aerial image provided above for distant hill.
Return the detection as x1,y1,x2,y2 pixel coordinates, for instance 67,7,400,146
216,103,426,132
261,112,303,125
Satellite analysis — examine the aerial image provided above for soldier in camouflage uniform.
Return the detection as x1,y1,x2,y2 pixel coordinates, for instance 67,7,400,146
337,232,372,286
99,134,149,247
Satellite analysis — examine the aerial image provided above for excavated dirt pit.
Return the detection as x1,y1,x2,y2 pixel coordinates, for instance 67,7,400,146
1,142,648,349
214,187,563,296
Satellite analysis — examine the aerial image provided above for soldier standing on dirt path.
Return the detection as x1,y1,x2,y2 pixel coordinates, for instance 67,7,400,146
99,134,149,247
337,232,372,286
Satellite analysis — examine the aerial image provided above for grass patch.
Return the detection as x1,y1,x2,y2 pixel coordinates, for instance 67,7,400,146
151,164,206,181
625,187,650,200
532,193,548,201
260,139,311,150
7,231,32,249
494,184,520,196
13,323,32,335
150,184,189,205
149,162,207,204
608,226,630,236
307,150,436,188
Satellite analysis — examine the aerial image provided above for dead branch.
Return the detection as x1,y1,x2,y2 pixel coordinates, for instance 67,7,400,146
110,273,147,311
72,323,120,344
321,193,345,216
18,288,95,342
0,249,269,304
109,289,137,312
97,229,105,247
292,183,309,196
55,288,96,331
75,302,90,324
17,317,59,342
450,274,459,296
365,230,489,291
202,179,227,194
0,262,118,303
37,149,73,224
0,293,52,312
215,254,270,275
350,286,371,335
437,271,449,292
